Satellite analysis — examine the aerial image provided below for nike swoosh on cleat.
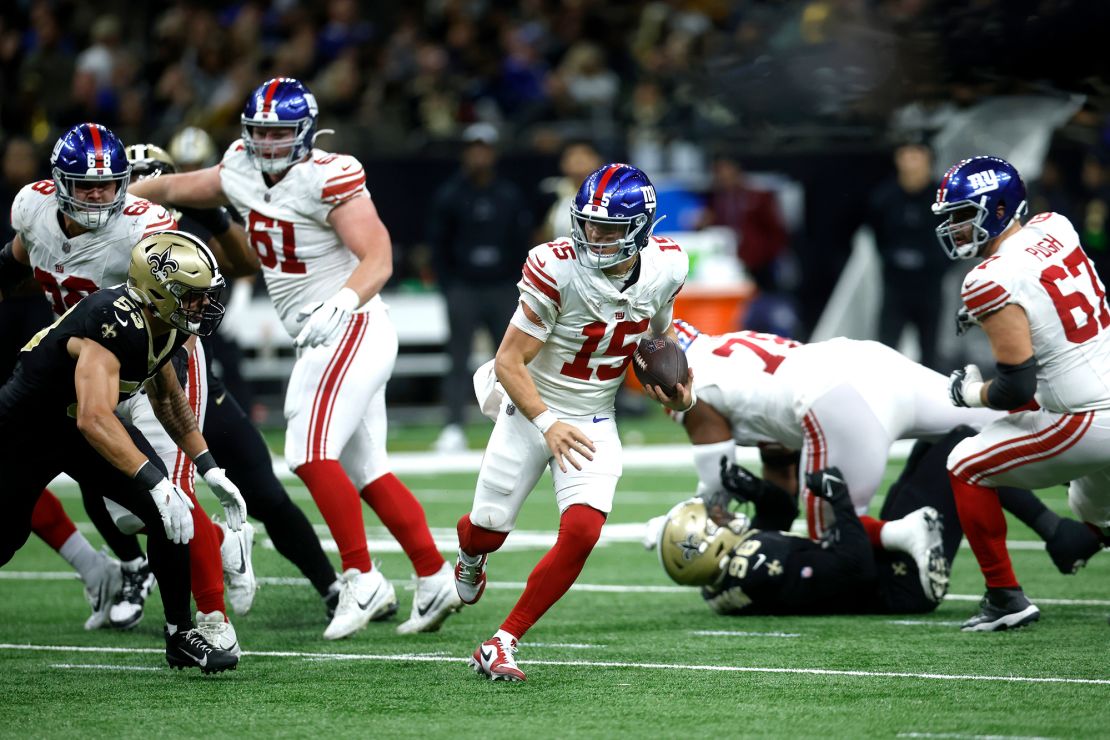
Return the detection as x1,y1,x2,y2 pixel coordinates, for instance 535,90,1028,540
416,590,448,618
356,585,380,611
480,647,494,664
592,416,609,423
236,541,248,574
198,654,207,668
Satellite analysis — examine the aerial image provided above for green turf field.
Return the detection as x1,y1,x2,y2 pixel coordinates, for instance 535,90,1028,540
2,450,1108,738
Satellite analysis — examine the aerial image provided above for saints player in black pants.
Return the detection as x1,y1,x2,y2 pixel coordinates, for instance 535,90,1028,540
125,144,340,614
0,231,242,671
657,426,1102,616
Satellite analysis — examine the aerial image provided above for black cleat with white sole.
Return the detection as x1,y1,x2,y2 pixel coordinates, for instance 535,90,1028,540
1045,518,1103,574
165,627,239,674
961,587,1040,632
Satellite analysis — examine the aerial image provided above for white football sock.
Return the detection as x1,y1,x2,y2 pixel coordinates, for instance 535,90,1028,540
58,532,101,582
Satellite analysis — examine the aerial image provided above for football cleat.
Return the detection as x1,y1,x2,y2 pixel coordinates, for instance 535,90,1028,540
469,635,525,682
109,557,156,630
961,588,1040,632
215,516,257,615
323,567,398,640
396,562,464,635
1045,518,1104,574
165,625,239,674
883,506,949,603
194,610,241,657
83,549,123,630
454,550,488,605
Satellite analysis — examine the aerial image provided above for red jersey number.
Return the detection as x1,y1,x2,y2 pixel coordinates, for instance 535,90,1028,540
34,268,99,315
712,331,800,374
248,211,306,274
1040,246,1110,343
561,319,650,381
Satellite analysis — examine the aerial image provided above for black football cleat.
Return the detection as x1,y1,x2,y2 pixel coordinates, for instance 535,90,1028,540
1045,518,1104,574
961,587,1040,632
165,627,239,674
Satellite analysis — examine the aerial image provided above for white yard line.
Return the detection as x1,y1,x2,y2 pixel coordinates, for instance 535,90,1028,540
50,663,162,672
1,643,1106,686
2,571,1107,607
690,630,801,638
898,733,1056,740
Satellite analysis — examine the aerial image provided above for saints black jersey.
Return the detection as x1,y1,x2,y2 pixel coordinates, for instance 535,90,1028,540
0,285,188,429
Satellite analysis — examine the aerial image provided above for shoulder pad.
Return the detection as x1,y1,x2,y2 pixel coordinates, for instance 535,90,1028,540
316,153,367,206
521,240,577,309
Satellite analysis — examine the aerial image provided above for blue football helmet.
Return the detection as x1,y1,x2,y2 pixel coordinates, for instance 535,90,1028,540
932,155,1027,260
571,163,658,269
50,123,131,230
241,77,319,173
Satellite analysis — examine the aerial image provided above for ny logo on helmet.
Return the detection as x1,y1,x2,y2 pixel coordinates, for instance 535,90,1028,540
147,249,180,282
966,170,999,196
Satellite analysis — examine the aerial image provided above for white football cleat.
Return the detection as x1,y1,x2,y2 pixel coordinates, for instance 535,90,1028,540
396,562,464,635
83,549,122,630
454,550,487,605
323,567,398,640
109,556,156,630
882,506,949,603
215,517,257,615
469,634,525,682
194,610,242,657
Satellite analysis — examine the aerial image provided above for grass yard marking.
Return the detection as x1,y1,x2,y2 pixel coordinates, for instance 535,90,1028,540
887,620,966,627
690,630,801,638
50,663,162,672
524,642,605,649
898,733,1055,740
2,644,1109,686
3,571,1108,607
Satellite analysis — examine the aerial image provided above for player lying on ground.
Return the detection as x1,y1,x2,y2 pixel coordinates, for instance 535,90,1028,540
0,230,245,673
655,426,1098,615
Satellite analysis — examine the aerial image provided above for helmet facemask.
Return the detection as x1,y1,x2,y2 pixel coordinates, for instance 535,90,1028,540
242,119,311,174
570,206,651,270
932,199,992,260
53,167,130,230
165,281,226,336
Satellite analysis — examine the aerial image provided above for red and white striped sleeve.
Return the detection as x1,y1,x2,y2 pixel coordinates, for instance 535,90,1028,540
140,204,178,239
514,245,565,337
961,275,1012,319
318,154,368,207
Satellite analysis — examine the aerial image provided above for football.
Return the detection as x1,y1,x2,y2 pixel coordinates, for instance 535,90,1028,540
632,335,688,397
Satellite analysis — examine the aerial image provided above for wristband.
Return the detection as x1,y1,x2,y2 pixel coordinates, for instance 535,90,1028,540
532,410,558,434
134,461,166,490
194,450,217,476
679,388,698,413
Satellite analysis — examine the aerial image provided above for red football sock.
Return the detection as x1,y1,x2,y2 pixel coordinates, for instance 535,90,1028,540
31,490,77,551
457,514,508,556
500,505,605,640
297,460,371,572
949,472,1019,589
361,473,443,577
859,515,886,548
183,483,226,614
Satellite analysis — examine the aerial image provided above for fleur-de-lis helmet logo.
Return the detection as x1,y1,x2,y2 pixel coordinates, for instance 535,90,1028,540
148,248,180,282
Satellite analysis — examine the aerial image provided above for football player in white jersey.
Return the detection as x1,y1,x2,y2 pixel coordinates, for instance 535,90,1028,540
936,156,1110,631
4,123,248,651
658,321,1001,601
457,163,690,681
129,77,461,639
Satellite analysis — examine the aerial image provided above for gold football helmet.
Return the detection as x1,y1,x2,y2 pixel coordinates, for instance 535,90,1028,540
128,230,225,336
168,127,217,171
657,498,751,586
125,143,177,180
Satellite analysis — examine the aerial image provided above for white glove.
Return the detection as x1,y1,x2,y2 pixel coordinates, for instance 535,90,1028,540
149,479,195,545
294,288,359,348
203,468,247,531
949,364,985,408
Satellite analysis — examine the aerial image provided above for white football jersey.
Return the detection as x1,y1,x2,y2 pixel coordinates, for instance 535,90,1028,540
11,180,176,315
960,212,1110,412
516,235,688,416
681,327,805,448
219,141,380,338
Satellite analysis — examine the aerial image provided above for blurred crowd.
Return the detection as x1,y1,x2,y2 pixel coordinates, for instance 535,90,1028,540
3,0,1110,357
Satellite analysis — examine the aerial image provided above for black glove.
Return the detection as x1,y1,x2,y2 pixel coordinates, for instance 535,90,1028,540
719,458,763,503
177,206,232,236
804,467,850,504
955,306,976,337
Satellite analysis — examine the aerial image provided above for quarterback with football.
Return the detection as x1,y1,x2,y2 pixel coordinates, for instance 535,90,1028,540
457,163,689,681
935,156,1110,631
130,78,460,639
0,230,242,673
